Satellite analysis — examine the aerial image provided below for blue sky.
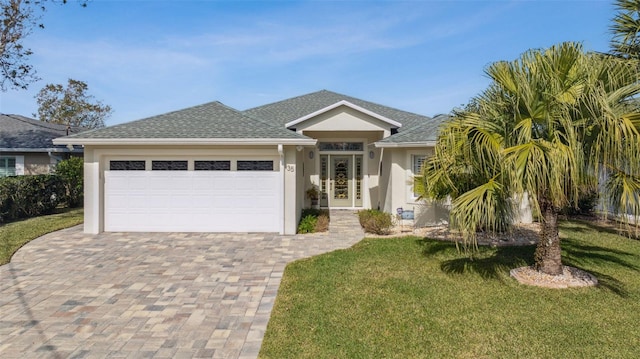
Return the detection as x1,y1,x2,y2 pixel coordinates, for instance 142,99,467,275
0,0,614,125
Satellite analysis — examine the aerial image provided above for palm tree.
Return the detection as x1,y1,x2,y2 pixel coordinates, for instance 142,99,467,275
611,0,640,60
419,42,640,276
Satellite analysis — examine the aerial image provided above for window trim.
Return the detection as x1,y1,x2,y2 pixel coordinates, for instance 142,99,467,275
409,153,429,201
0,155,24,176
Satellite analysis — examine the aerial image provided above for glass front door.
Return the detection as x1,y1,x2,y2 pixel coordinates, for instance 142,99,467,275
319,154,363,208
330,156,352,207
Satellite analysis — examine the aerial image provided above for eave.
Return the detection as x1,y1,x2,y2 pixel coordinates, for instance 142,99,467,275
0,147,83,153
52,137,318,147
374,141,436,148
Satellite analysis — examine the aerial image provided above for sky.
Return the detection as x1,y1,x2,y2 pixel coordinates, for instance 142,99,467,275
0,0,616,126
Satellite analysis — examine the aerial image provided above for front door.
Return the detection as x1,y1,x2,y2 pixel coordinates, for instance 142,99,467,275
330,156,352,207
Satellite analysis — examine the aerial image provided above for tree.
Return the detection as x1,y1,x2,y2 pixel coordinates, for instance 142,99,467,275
35,78,112,129
0,0,86,91
611,0,640,60
418,42,640,276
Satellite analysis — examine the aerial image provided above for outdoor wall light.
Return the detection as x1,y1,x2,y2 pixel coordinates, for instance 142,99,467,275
309,151,314,159
369,150,375,159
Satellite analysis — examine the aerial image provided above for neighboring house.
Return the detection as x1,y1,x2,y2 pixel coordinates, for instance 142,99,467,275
54,90,450,235
0,114,84,177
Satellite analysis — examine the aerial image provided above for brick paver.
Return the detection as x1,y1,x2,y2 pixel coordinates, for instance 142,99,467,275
0,210,363,358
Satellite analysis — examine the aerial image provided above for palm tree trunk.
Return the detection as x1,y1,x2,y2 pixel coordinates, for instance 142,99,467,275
533,199,563,275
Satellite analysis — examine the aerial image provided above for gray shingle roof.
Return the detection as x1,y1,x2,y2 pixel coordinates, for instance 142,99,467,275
62,101,310,140
377,114,449,143
0,114,84,151
243,90,443,142
56,91,446,145
244,90,431,126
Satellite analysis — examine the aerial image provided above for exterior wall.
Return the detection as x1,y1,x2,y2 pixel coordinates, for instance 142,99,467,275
83,148,101,234
83,145,298,235
23,153,54,175
296,106,392,137
381,147,449,227
283,146,298,235
1,152,84,176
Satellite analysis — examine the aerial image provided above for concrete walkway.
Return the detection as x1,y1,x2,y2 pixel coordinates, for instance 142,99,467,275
0,210,364,359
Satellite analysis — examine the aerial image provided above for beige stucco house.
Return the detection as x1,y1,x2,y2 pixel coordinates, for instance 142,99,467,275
54,90,449,235
0,114,83,177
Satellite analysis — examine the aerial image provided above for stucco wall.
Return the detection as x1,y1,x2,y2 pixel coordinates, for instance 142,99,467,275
6,152,81,175
23,153,54,175
296,106,391,137
381,147,449,227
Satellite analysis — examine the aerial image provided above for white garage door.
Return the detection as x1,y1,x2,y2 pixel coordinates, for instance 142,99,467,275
104,171,282,232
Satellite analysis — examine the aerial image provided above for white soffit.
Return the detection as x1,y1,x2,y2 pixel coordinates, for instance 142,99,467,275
285,100,403,129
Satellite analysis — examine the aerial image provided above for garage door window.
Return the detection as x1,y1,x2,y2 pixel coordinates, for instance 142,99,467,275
194,160,231,171
152,160,188,170
110,160,145,171
237,160,273,171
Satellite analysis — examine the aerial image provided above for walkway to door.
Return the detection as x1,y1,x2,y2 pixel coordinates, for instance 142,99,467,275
0,211,364,359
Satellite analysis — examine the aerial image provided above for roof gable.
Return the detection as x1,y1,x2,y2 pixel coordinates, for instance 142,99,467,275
284,100,402,129
244,90,433,128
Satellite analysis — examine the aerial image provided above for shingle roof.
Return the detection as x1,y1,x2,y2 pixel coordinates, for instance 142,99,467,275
62,101,310,141
55,91,446,145
0,114,84,151
244,90,426,126
377,114,449,144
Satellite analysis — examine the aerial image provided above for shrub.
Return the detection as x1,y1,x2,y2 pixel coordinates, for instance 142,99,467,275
55,157,84,207
0,175,65,223
315,214,330,232
358,209,393,235
298,215,318,234
297,208,330,233
301,207,330,219
561,189,599,216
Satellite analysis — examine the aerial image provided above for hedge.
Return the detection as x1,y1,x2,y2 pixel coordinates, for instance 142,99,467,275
0,174,65,224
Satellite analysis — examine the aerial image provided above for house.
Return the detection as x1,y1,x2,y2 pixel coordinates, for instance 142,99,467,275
0,114,84,177
53,90,450,235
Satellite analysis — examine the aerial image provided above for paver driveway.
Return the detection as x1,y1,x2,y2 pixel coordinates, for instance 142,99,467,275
0,211,363,358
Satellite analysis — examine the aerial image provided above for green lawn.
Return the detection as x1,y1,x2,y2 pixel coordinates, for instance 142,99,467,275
0,208,84,265
259,221,640,359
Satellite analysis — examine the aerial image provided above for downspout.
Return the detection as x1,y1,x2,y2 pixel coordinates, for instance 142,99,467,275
377,147,384,210
48,151,63,172
278,144,285,235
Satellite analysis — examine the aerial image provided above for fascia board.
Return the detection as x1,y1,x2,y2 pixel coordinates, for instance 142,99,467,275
52,137,318,146
285,100,403,128
0,147,83,153
374,141,436,148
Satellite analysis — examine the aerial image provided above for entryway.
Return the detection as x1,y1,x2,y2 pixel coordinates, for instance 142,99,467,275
319,154,363,208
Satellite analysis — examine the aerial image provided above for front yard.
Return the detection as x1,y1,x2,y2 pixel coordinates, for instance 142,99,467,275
0,208,84,265
259,221,640,358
